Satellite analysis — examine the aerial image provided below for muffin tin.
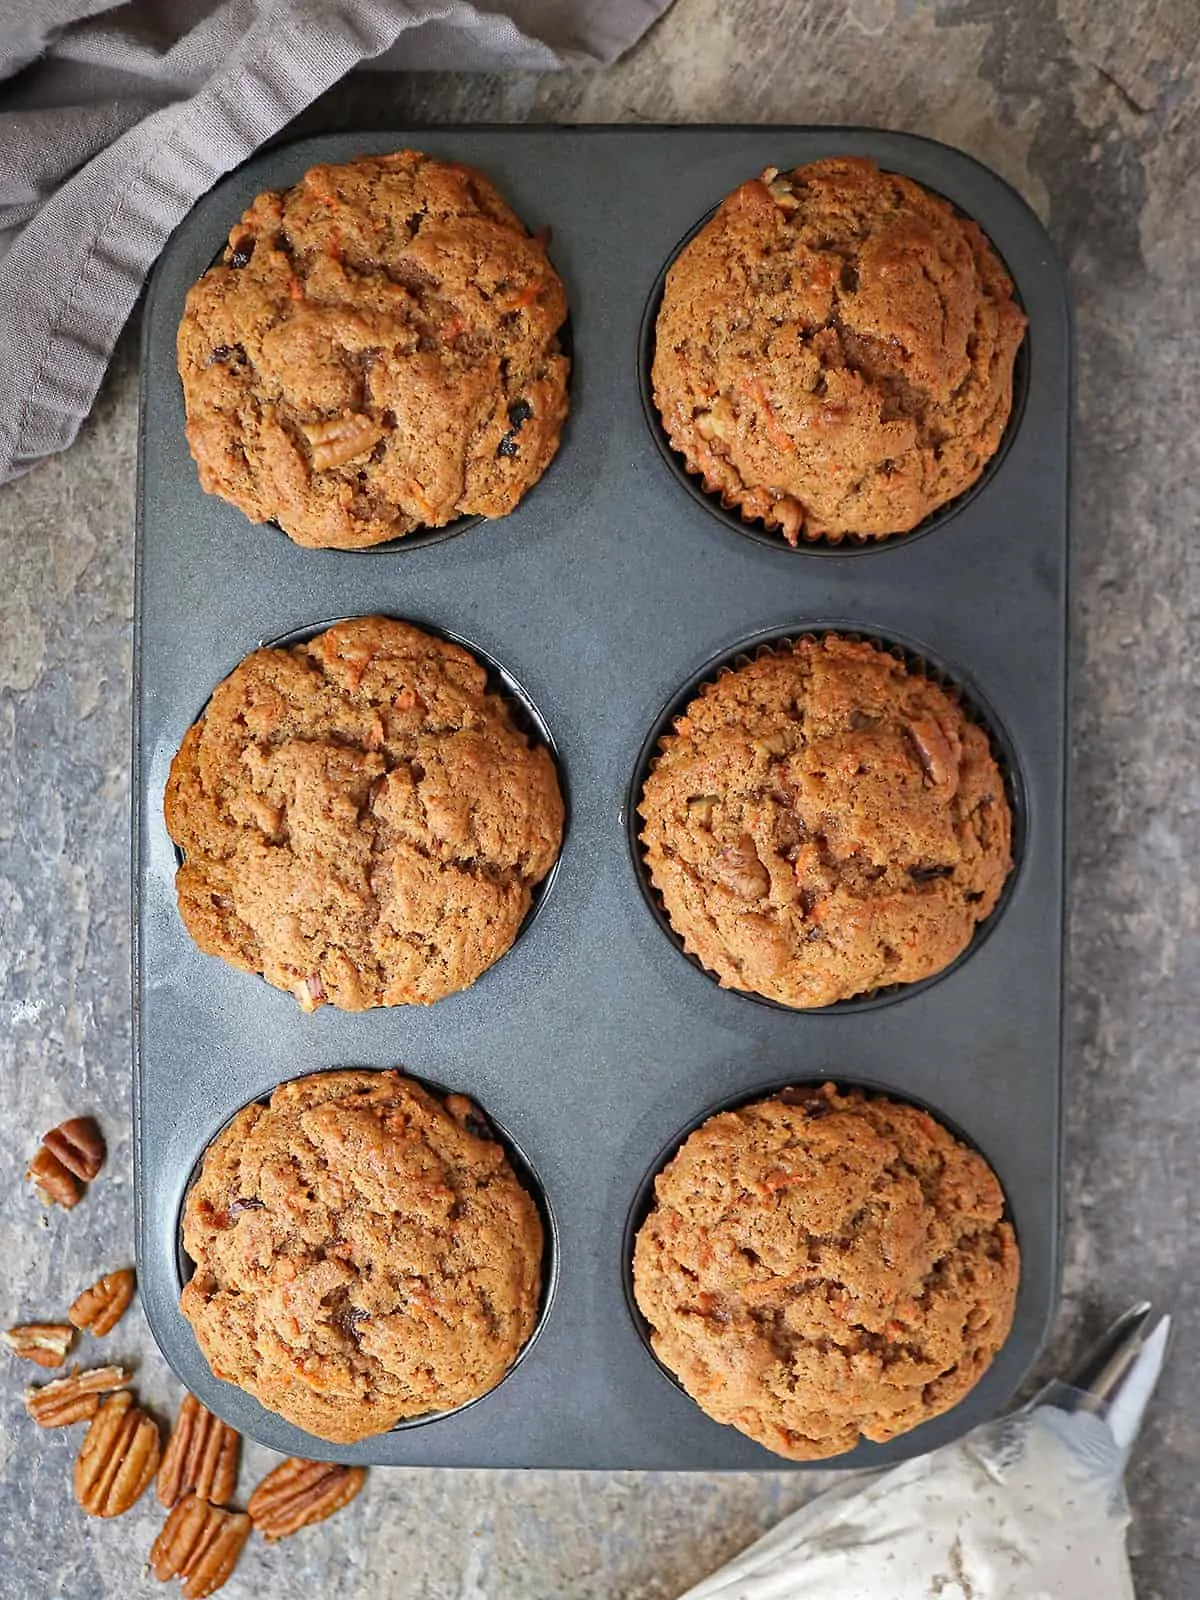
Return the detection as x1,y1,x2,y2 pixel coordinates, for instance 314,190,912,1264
134,126,1070,1470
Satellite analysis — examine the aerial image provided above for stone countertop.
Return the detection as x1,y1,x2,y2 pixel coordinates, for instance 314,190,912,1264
1,1,1197,1595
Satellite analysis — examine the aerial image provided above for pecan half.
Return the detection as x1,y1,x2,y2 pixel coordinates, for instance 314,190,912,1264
247,1457,367,1541
26,1145,83,1209
761,166,800,212
25,1364,131,1427
686,795,718,829
69,1268,136,1337
151,1494,250,1598
290,972,326,1013
44,1116,106,1180
302,412,384,470
157,1393,240,1508
909,715,963,790
713,834,770,899
3,1322,75,1368
74,1390,161,1517
693,395,736,443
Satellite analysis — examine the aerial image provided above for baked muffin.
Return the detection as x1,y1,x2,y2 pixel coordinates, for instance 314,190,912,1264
652,156,1027,544
181,1071,544,1443
638,634,1012,1007
633,1083,1019,1460
178,151,569,549
164,616,563,1010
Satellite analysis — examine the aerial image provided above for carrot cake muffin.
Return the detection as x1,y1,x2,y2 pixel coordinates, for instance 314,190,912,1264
178,150,569,549
632,1082,1019,1460
638,634,1012,1007
181,1071,544,1443
652,156,1027,543
164,616,563,1010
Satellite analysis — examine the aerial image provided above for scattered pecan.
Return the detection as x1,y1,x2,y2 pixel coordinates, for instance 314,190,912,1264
151,1494,251,1598
157,1393,240,1509
26,1116,105,1208
25,1364,131,1427
247,1457,367,1541
26,1145,83,1209
69,1268,136,1337
302,412,384,470
43,1116,106,1180
2,1321,75,1368
74,1390,161,1517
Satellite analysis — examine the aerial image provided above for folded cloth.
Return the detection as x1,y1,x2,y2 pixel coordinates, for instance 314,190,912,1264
0,0,670,485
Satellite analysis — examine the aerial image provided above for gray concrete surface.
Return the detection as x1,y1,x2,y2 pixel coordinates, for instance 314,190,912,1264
1,0,1197,1595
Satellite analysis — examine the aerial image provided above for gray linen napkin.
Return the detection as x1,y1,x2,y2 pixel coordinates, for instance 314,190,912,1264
0,0,669,484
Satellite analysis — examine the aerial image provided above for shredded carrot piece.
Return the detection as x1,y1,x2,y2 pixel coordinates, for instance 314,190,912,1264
744,377,794,453
504,279,544,311
405,480,437,521
760,1169,806,1192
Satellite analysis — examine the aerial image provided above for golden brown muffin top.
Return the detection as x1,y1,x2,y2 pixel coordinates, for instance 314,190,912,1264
652,156,1027,543
633,1083,1019,1459
181,1071,544,1443
638,634,1012,1007
165,616,564,1010
178,151,569,548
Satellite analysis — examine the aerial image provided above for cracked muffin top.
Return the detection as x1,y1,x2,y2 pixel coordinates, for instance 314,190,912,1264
178,150,569,549
632,1082,1019,1460
164,615,564,1010
638,634,1012,1008
652,156,1027,544
180,1071,544,1443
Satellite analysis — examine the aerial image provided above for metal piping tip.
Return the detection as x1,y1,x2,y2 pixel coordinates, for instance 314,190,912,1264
1062,1301,1153,1400
1055,1301,1171,1451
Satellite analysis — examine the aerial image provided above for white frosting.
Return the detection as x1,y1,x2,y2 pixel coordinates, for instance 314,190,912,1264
682,1408,1136,1600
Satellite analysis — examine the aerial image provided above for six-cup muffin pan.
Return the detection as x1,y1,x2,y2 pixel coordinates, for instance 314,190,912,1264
134,126,1070,1470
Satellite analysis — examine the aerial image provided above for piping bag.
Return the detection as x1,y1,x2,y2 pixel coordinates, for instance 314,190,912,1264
680,1303,1170,1600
